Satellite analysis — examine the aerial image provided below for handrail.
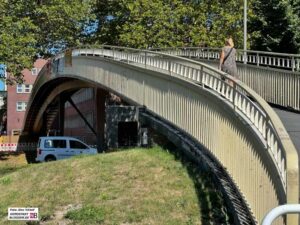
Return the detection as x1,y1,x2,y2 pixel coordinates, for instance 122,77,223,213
153,46,300,57
261,204,300,225
152,47,300,71
44,45,298,199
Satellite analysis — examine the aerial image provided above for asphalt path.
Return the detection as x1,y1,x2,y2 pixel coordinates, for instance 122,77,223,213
273,107,300,154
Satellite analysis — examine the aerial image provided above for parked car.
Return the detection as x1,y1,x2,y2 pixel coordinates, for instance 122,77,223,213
36,136,97,162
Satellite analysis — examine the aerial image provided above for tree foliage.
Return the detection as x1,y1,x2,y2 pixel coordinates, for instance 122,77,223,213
92,0,300,52
0,0,95,80
32,0,95,55
0,0,37,80
287,0,300,52
92,0,246,49
249,0,298,53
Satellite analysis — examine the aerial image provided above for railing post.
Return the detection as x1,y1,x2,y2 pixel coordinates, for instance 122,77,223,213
256,53,259,66
292,56,295,72
145,52,147,68
265,115,270,143
200,65,204,86
233,82,236,110
243,50,247,64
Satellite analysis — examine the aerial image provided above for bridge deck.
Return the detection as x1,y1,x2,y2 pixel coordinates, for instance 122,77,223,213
273,108,300,152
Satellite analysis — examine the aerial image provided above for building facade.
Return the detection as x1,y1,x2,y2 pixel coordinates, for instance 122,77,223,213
6,59,47,136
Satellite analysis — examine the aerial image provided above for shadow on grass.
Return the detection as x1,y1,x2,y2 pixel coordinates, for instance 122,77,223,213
0,166,27,177
0,153,10,161
0,152,27,176
0,152,23,161
156,140,234,225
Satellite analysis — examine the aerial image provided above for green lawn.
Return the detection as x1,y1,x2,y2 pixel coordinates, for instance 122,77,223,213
0,147,231,225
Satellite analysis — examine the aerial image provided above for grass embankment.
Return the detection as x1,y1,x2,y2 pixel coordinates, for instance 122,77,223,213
0,153,28,177
0,147,231,225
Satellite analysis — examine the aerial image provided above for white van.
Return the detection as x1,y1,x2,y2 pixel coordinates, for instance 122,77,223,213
36,136,97,162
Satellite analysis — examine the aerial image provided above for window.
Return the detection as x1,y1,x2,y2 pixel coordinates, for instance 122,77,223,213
16,102,27,111
70,140,88,149
31,68,38,75
16,84,23,93
16,84,32,93
44,139,66,148
25,84,31,93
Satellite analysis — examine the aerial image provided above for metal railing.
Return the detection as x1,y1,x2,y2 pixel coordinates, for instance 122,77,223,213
70,46,289,192
261,204,300,225
153,47,300,111
153,47,300,71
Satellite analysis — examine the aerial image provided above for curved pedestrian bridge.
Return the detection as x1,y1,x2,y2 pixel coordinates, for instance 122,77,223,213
157,47,300,111
162,47,300,154
22,46,299,225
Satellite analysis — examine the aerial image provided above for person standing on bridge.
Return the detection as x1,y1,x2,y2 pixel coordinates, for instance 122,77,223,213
219,37,238,82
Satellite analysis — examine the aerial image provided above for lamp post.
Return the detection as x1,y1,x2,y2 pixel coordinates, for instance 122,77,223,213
243,0,247,64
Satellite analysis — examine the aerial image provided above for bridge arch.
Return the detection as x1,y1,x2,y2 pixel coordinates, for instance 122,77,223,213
22,47,299,224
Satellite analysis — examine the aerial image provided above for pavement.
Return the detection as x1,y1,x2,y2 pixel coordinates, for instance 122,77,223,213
273,107,300,153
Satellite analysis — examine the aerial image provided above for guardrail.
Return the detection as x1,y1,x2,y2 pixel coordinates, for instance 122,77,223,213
153,47,300,71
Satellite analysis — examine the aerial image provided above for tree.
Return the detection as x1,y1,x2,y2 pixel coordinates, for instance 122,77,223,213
287,0,300,53
198,0,245,48
91,0,126,45
0,0,96,81
31,0,96,55
92,0,246,48
248,0,297,53
0,0,38,81
118,0,196,48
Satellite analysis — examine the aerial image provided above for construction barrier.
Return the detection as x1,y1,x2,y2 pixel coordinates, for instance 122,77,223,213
0,136,37,152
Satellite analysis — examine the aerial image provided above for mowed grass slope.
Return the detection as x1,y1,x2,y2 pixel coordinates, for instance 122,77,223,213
0,147,230,225
0,153,28,176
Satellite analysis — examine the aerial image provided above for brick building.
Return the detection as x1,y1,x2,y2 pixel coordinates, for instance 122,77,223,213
64,88,97,145
7,59,47,136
